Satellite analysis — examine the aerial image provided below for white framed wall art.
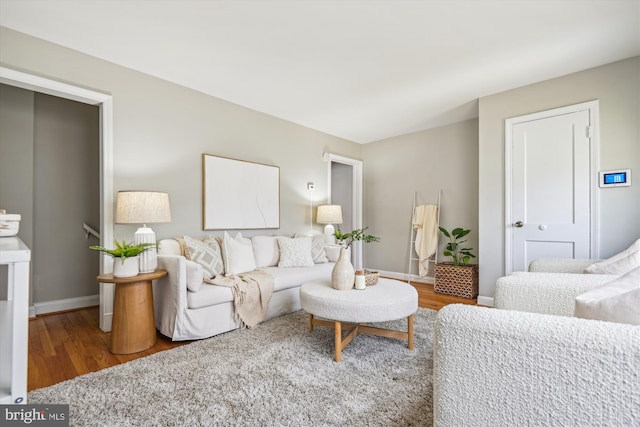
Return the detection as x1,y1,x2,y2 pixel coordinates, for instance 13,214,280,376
202,154,280,230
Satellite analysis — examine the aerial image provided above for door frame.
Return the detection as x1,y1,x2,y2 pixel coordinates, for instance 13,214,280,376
0,66,115,331
324,152,363,267
504,100,600,273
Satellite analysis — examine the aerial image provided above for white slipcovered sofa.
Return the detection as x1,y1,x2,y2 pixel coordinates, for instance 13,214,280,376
153,233,337,341
433,304,640,427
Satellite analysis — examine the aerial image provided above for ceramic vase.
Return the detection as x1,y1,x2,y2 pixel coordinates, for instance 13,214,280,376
113,256,139,278
332,248,355,290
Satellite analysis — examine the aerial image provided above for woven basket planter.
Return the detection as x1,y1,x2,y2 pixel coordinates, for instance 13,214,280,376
434,263,479,299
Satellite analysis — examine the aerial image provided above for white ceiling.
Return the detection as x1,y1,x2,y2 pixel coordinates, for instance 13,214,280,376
1,0,639,143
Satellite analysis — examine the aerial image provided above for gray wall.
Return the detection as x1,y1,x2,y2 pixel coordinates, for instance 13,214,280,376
362,119,479,275
0,26,361,243
479,56,640,301
33,93,100,302
0,84,34,300
0,84,100,304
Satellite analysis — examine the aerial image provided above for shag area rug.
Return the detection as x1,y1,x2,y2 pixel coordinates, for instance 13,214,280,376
29,308,437,426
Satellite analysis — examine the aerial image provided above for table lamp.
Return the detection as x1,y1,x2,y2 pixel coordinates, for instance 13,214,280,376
115,191,171,273
316,204,343,245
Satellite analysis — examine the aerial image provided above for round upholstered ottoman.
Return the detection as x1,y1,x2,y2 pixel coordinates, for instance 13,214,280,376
300,278,418,362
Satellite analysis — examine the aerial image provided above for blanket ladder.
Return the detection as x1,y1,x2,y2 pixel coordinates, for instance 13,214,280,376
408,190,441,284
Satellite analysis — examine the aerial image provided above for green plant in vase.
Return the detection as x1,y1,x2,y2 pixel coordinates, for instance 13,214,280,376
334,227,380,248
90,240,156,264
438,227,476,266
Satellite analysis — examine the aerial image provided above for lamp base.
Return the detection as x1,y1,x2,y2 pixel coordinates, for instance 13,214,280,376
324,223,336,245
134,226,157,273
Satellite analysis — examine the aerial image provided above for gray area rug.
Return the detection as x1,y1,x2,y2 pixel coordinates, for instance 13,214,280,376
29,308,437,426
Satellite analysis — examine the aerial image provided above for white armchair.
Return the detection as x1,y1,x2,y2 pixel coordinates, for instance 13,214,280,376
494,258,617,316
433,304,640,427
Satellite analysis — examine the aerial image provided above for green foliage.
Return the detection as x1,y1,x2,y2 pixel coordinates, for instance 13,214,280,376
90,240,156,264
438,226,476,266
333,227,380,248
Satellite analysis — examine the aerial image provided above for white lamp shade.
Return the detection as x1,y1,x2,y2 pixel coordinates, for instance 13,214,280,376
317,205,343,225
116,191,171,224
115,191,171,274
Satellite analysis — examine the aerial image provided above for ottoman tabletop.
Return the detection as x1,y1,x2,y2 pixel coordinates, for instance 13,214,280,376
300,278,418,323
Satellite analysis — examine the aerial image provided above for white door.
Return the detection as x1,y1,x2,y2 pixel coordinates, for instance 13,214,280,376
506,102,598,273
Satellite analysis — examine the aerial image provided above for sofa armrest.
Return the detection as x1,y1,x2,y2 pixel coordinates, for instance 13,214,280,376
528,258,601,273
433,304,640,427
154,254,188,339
495,272,617,316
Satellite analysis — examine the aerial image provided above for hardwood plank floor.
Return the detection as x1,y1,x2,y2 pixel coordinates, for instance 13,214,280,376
27,280,475,391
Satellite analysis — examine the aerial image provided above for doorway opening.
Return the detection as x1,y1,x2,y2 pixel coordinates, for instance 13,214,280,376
0,66,115,331
325,153,363,267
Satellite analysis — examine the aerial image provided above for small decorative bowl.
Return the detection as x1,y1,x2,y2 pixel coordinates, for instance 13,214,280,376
364,270,379,286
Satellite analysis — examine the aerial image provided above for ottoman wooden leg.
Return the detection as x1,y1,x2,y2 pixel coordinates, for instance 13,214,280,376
335,320,342,362
308,313,314,332
408,314,414,350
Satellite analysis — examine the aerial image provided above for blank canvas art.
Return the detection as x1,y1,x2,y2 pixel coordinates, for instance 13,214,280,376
202,154,280,230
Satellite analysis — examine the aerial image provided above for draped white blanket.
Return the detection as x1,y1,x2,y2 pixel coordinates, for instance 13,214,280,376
412,204,438,276
208,270,274,328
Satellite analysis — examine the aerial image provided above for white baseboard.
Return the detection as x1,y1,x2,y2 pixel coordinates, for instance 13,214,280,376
373,269,434,284
375,269,494,306
477,296,494,307
31,294,99,317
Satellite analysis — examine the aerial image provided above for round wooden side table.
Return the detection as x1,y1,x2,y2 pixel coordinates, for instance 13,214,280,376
96,269,167,354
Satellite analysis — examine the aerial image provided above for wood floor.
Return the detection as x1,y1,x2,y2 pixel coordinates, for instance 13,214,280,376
27,281,475,391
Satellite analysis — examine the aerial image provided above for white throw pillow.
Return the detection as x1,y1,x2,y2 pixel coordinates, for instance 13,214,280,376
221,232,257,276
585,239,640,275
183,236,225,279
277,237,314,268
251,235,280,267
575,266,640,325
185,260,205,292
293,233,329,263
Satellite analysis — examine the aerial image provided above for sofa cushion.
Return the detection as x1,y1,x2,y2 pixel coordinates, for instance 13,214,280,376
574,266,640,325
585,239,640,275
185,260,204,293
265,262,335,292
186,263,334,308
221,232,257,275
187,283,234,309
251,235,280,268
277,237,314,268
183,236,224,279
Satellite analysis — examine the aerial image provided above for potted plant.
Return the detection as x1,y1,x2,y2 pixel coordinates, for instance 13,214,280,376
331,227,380,290
90,240,156,278
334,227,380,248
435,227,478,299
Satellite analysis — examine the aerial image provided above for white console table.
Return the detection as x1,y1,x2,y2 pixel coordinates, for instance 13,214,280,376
0,237,30,404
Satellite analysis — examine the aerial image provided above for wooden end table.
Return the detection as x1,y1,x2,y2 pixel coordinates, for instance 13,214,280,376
96,269,167,354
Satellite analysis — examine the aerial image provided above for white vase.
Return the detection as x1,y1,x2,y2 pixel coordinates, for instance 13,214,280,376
332,248,355,290
113,256,139,278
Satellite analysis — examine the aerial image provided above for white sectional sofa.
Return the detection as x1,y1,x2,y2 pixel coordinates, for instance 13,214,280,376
153,234,337,341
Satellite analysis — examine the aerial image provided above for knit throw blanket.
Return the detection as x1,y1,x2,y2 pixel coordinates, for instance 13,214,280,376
208,270,275,328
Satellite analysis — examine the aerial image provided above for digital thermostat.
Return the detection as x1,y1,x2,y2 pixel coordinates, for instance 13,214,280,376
599,169,631,187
